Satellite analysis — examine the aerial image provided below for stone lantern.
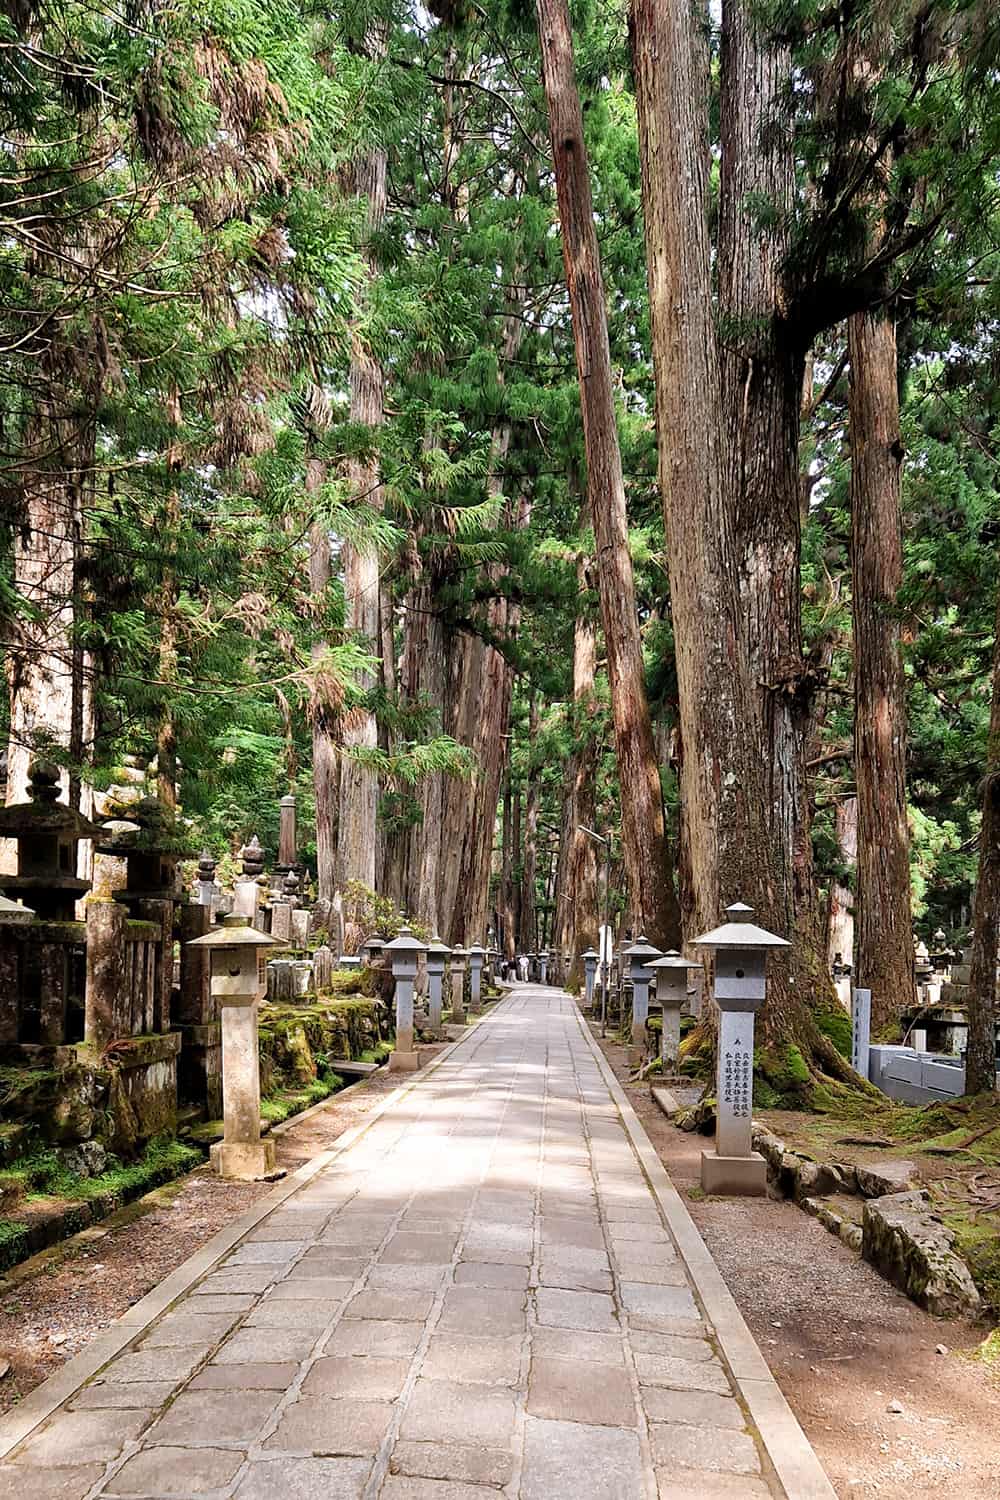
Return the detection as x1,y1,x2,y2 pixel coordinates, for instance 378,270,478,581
386,924,427,1071
468,942,486,1014
622,935,663,1065
364,932,386,966
425,935,451,1036
538,948,549,985
0,759,100,920
649,951,702,1079
450,946,468,1025
188,915,278,1180
692,902,788,1196
581,948,599,1009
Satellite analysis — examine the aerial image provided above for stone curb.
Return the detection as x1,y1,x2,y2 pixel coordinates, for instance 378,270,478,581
0,1021,483,1460
574,1007,837,1500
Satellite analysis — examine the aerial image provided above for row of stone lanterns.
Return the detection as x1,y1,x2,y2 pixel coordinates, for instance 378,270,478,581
189,917,492,1182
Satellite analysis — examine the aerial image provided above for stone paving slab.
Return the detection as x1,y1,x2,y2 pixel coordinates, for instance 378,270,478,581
0,985,836,1498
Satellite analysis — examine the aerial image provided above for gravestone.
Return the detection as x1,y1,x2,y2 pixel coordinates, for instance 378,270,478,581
852,987,872,1080
271,901,292,946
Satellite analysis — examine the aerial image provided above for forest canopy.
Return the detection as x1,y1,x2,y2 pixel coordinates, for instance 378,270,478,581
1,0,999,1085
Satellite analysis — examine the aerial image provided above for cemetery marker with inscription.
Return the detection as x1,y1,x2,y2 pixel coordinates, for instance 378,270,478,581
693,902,789,1196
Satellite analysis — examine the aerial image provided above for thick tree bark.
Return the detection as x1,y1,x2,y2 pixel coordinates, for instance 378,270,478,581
631,0,856,1073
718,0,814,945
337,77,387,893
512,782,523,948
520,694,539,954
828,795,858,972
536,0,680,949
966,578,1000,1096
400,556,448,931
500,770,515,959
309,508,340,909
849,310,915,1031
630,0,765,939
557,548,600,983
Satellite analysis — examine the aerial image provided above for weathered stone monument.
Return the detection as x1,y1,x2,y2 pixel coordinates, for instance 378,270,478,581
622,935,662,1067
539,948,549,984
582,947,598,1009
0,759,99,1053
196,849,218,909
649,950,702,1079
450,945,468,1024
277,792,297,875
233,835,264,921
694,902,788,1196
189,915,277,1179
468,942,485,1015
387,924,426,1071
313,943,334,992
852,986,872,1080
425,935,450,1036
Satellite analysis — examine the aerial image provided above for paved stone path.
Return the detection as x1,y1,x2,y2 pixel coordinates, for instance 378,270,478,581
0,987,815,1499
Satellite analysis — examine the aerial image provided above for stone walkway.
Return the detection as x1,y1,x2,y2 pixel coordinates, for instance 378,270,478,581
0,987,830,1499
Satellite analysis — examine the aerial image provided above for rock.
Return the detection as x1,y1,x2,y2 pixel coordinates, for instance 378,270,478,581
862,1189,981,1318
856,1160,916,1198
795,1159,847,1201
936,1344,949,1356
840,1222,863,1253
752,1126,785,1170
60,1140,108,1179
887,1399,904,1415
0,1359,10,1380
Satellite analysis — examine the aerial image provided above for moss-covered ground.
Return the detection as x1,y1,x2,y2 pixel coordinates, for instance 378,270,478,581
754,1092,1000,1316
0,983,387,1274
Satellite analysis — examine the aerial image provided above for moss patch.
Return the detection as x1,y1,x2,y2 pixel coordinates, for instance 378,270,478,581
0,1136,202,1272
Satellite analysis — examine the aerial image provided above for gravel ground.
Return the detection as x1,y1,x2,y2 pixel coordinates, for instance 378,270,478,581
0,1047,443,1415
595,1029,1000,1500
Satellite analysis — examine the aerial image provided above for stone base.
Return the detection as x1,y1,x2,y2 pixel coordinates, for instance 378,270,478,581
388,1049,421,1073
211,1137,276,1181
701,1148,767,1197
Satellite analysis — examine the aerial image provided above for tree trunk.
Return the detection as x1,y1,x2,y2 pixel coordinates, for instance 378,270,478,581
966,578,1000,1095
629,0,766,940
536,0,680,950
560,550,600,983
828,795,858,972
849,309,915,1031
630,0,859,1083
520,695,539,954
512,782,523,949
309,509,340,909
501,770,515,960
337,74,387,894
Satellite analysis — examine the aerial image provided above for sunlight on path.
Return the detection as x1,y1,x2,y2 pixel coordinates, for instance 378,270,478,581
0,987,811,1499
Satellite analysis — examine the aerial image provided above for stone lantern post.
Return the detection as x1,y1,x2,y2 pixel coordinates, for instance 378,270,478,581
622,935,663,1066
693,902,788,1196
386,924,427,1071
450,946,468,1024
581,948,599,1009
649,951,702,1079
538,948,549,985
188,914,278,1180
468,943,486,1014
425,936,451,1036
